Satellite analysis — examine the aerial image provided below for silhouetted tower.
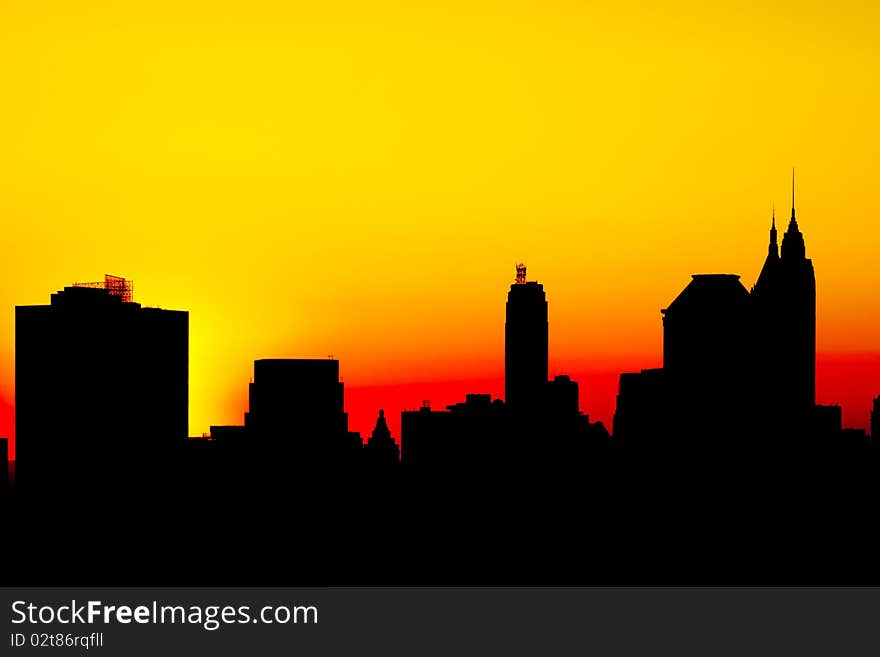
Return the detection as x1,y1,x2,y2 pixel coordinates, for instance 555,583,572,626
775,170,816,419
364,409,399,466
505,264,548,411
872,395,880,440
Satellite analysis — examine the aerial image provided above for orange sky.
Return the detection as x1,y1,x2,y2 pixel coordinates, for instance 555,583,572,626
2,1,879,456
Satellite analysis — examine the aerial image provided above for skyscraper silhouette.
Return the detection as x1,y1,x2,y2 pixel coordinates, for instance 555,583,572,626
777,171,817,416
505,264,548,412
15,277,188,497
615,173,819,450
403,269,606,473
752,171,816,427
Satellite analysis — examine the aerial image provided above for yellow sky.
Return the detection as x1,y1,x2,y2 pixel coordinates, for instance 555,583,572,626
1,0,879,437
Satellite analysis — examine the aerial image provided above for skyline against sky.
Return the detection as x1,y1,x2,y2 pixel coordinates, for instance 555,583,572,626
2,0,879,451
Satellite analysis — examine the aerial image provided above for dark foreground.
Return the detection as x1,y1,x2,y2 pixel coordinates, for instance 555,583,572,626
5,438,879,586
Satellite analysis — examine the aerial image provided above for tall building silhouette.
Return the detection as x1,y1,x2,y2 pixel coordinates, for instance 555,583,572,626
615,173,818,448
778,173,817,414
505,264,548,411
15,276,188,495
752,171,816,424
403,270,608,472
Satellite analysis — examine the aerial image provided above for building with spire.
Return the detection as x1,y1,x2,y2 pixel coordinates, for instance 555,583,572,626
778,170,817,414
614,172,819,448
753,170,816,426
752,206,779,296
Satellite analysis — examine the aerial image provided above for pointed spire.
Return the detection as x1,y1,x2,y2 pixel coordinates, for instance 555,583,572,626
768,203,778,257
781,169,806,260
755,202,781,291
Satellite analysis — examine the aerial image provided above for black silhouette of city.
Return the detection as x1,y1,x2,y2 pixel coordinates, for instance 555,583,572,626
4,179,880,585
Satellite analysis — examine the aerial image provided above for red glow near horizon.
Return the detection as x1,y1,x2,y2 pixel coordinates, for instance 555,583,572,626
346,355,880,444
2,353,877,459
345,368,627,444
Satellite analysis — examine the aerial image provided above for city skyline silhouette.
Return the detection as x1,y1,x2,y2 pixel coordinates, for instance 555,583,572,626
3,176,873,462
3,226,878,456
3,1,880,592
3,0,880,462
2,171,880,451
5,182,880,586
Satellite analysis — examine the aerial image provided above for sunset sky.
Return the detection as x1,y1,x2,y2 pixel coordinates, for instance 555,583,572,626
2,0,879,456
